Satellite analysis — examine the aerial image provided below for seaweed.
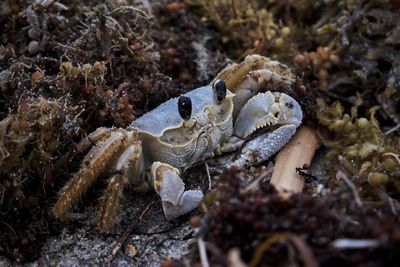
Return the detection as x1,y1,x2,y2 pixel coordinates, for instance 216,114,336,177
1,0,400,265
196,169,400,267
317,97,399,177
0,0,160,262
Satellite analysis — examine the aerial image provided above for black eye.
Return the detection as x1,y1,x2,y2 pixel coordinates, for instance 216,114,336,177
212,79,227,104
178,95,192,120
285,102,294,109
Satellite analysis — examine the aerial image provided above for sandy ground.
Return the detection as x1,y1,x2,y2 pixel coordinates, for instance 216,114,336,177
29,167,209,266
0,152,327,267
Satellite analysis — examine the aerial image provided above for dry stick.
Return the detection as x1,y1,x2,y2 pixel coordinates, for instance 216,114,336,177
244,165,273,193
107,193,157,263
198,237,210,267
270,126,319,195
336,170,363,208
204,162,212,191
384,123,400,135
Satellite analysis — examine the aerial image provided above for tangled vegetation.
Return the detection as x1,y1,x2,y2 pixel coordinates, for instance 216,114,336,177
0,0,399,265
196,169,400,267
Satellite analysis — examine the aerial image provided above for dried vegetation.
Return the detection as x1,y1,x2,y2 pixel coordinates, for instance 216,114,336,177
185,0,400,266
196,169,400,267
0,0,399,265
0,0,223,262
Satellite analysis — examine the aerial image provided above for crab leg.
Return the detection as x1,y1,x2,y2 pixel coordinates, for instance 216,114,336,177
216,54,294,91
72,127,113,154
215,55,295,117
98,140,145,233
151,162,203,219
52,131,127,220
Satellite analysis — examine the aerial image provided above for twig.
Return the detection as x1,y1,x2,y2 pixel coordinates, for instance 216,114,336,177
287,235,319,267
227,248,247,267
270,126,319,196
107,193,157,263
384,123,400,135
250,232,318,267
108,6,153,20
336,170,363,208
49,42,91,61
375,188,400,215
198,237,210,267
250,232,289,267
1,219,16,235
331,238,380,249
243,165,273,193
204,162,212,191
338,155,358,176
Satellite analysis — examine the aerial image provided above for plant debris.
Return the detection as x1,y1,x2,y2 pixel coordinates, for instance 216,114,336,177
197,169,400,267
0,0,399,266
0,0,224,262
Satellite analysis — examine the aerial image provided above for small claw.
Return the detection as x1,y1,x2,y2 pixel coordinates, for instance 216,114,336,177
151,162,204,219
159,169,185,206
151,162,183,205
163,190,204,220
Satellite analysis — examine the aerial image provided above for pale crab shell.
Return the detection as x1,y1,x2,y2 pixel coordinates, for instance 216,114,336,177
129,85,235,168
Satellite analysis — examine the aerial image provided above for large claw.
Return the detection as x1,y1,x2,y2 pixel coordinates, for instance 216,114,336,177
151,162,203,219
234,91,278,138
227,92,302,168
234,91,302,139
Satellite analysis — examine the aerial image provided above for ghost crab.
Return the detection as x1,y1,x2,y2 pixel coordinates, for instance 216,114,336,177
52,55,302,233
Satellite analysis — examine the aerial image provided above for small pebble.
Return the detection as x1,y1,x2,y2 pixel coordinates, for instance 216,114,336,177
125,244,137,257
28,40,40,54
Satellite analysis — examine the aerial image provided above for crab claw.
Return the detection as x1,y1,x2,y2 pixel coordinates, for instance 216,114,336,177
227,91,302,169
151,162,203,219
233,91,302,139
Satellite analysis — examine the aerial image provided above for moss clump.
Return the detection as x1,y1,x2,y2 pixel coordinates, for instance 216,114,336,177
317,96,400,193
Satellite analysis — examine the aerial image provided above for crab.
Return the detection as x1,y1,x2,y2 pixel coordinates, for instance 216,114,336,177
52,55,303,233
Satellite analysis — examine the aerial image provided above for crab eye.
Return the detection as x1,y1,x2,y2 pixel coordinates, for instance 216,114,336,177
212,79,227,104
178,95,192,121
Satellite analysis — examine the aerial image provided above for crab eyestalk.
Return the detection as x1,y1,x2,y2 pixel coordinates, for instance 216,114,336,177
212,79,227,104
178,95,192,121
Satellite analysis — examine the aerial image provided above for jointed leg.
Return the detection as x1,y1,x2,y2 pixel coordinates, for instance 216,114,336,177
55,127,113,168
97,141,143,233
97,173,127,233
72,127,113,155
52,131,127,219
215,55,295,117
